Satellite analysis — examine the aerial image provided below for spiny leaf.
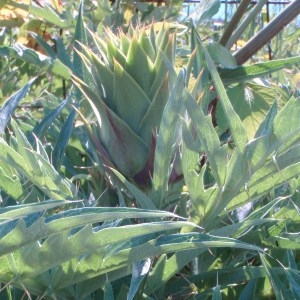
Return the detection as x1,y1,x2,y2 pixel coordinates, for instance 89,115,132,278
73,1,88,80
0,77,36,134
220,56,300,85
104,277,114,300
0,205,185,256
52,108,76,170
216,82,281,140
151,69,185,208
0,200,72,220
245,100,278,169
286,269,300,299
189,0,220,27
273,96,300,152
189,24,211,110
50,234,261,286
0,45,71,79
128,259,151,300
145,236,262,295
30,32,56,58
110,168,157,210
0,221,194,277
207,42,237,69
29,2,69,28
184,91,228,186
260,254,293,299
32,97,69,141
203,44,248,152
0,136,76,200
0,165,23,199
212,284,222,300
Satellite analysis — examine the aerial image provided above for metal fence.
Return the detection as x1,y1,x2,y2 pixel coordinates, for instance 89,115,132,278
142,0,291,5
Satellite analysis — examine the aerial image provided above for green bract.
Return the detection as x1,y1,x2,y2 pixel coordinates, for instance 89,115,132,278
73,24,178,184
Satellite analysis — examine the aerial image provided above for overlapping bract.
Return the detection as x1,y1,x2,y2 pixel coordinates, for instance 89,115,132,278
73,24,178,183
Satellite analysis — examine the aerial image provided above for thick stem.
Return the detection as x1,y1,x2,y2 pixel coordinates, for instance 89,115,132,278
219,0,252,46
234,0,300,65
225,0,268,50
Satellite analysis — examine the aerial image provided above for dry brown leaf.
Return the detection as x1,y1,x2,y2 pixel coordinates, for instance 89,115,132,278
0,0,30,20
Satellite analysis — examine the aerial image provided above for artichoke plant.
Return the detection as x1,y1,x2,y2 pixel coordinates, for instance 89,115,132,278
73,24,180,186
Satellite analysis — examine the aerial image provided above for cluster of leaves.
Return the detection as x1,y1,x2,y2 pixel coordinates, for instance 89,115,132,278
0,0,300,299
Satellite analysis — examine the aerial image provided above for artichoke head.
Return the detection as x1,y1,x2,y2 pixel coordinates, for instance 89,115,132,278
73,24,178,185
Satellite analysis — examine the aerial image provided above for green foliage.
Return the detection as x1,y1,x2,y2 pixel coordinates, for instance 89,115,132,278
0,201,195,298
219,56,300,85
0,0,300,299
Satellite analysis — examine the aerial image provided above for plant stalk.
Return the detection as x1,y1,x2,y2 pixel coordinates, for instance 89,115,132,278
225,0,268,50
234,0,300,65
219,0,252,46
